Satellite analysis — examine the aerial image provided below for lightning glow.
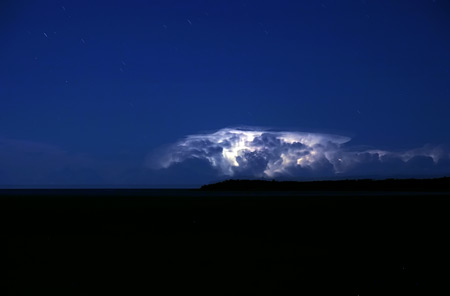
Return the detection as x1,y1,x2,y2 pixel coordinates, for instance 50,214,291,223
152,128,351,177
148,127,450,179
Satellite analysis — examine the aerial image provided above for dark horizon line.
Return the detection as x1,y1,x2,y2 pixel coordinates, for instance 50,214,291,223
0,176,449,192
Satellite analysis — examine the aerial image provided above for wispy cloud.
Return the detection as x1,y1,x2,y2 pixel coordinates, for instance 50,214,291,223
0,137,99,186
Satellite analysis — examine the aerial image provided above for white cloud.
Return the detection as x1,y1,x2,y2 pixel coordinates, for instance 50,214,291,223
149,127,450,179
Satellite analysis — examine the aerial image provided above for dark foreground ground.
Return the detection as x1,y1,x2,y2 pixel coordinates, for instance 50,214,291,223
1,188,450,295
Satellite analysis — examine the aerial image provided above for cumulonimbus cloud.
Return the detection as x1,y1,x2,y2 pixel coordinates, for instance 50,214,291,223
148,127,450,179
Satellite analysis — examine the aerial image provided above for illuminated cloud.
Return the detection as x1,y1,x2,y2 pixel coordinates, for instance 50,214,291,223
149,127,450,179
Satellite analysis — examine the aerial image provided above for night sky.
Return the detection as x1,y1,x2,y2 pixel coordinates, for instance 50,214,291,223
1,0,450,187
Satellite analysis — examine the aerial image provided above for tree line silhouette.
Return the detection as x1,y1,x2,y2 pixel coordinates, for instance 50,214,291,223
201,177,450,192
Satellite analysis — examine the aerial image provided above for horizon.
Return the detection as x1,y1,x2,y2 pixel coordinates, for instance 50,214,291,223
1,175,449,190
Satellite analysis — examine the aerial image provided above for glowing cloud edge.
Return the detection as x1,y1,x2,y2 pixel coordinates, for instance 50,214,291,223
148,127,450,179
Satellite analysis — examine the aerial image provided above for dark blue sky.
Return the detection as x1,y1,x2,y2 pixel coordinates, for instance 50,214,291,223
1,0,450,187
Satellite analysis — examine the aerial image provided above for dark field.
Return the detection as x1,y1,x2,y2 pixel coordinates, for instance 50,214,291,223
1,188,450,295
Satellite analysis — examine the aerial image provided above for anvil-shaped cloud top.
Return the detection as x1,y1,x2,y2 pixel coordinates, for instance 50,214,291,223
149,127,450,179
